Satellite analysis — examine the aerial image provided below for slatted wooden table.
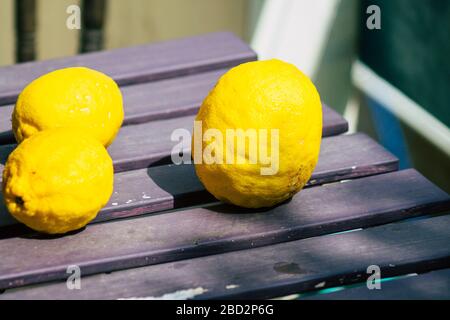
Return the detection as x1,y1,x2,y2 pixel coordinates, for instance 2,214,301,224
0,32,449,300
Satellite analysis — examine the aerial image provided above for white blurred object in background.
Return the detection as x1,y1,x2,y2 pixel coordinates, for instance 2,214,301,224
251,0,340,78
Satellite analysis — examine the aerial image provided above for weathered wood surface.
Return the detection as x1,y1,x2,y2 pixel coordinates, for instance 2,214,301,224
0,104,347,173
303,268,450,300
2,213,450,300
0,169,448,290
0,133,398,231
0,32,256,106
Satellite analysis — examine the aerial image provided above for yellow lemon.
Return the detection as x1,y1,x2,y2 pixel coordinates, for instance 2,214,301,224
2,128,114,234
12,67,124,147
192,59,322,208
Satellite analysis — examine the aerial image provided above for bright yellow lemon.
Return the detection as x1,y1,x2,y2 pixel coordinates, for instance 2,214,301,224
193,59,322,208
12,67,124,147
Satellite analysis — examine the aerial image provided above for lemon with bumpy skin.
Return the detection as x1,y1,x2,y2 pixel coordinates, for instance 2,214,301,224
12,67,123,147
193,59,322,208
2,128,114,234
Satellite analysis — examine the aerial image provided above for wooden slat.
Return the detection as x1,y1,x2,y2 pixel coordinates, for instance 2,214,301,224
302,268,450,300
0,133,399,231
0,104,347,172
0,69,227,144
120,69,225,125
0,32,256,106
320,105,348,137
0,169,448,290
2,214,450,299
0,73,347,145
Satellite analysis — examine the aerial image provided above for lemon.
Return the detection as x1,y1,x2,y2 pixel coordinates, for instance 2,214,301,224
12,67,124,147
192,59,322,208
2,128,114,234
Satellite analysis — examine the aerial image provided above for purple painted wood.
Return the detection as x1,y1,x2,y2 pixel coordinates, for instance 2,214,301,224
0,169,448,290
0,104,347,173
1,213,450,299
0,133,398,231
0,32,256,106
